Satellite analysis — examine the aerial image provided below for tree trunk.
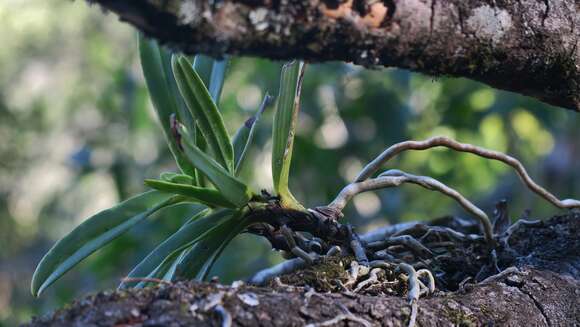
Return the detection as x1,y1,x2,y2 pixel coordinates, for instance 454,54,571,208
25,213,580,326
88,0,579,111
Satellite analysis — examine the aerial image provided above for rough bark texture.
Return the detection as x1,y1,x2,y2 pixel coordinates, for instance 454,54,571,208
88,0,580,111
22,269,580,326
25,213,580,326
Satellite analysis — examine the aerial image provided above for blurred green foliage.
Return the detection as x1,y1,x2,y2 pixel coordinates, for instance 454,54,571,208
1,0,579,325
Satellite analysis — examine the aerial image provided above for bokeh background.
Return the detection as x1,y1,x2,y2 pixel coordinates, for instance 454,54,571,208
1,1,579,325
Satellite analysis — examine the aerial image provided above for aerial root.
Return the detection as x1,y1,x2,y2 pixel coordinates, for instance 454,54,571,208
189,291,233,327
365,223,483,273
305,304,372,327
397,263,435,327
326,245,342,256
330,169,495,244
281,225,319,264
348,224,370,265
120,277,172,287
354,136,580,210
367,235,434,258
416,269,436,295
213,305,232,327
273,277,303,291
249,246,342,286
241,136,579,326
353,268,381,293
479,266,522,285
249,255,312,285
345,261,369,287
504,219,542,241
329,136,580,248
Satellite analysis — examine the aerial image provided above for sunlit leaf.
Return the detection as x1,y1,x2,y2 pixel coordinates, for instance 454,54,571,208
271,61,305,209
145,179,236,208
172,55,234,172
232,94,272,175
120,209,237,289
31,191,181,296
138,35,196,176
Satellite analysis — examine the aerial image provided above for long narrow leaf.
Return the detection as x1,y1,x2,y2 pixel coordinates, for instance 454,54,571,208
174,215,247,280
145,179,236,208
179,129,252,207
160,51,201,188
132,248,187,288
138,36,196,176
159,47,196,138
209,58,228,102
271,61,305,209
31,191,180,296
160,172,193,184
132,200,208,286
193,127,208,186
232,94,272,175
172,55,234,172
120,209,236,289
193,55,214,86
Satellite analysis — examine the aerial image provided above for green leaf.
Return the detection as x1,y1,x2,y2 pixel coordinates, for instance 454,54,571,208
132,248,187,288
174,215,247,280
209,58,228,102
120,209,237,289
193,55,214,87
179,128,252,207
159,48,196,139
160,172,194,184
31,191,180,297
129,206,211,288
138,35,196,176
232,94,272,175
272,61,305,209
172,55,234,172
145,179,236,208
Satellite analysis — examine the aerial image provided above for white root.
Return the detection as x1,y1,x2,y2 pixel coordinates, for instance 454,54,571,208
355,136,580,209
329,170,494,243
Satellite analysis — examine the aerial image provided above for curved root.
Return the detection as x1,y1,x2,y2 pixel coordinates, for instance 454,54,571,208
397,263,435,327
354,136,580,209
329,170,494,243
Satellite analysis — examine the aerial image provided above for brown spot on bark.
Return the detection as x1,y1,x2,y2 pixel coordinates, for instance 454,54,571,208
321,0,388,28
360,1,388,28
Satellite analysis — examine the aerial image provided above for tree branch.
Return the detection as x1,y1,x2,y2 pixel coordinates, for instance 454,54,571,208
25,213,580,326
25,268,579,326
88,0,579,110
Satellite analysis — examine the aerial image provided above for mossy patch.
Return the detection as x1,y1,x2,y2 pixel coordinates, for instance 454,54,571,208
273,256,406,296
443,305,477,327
273,256,353,292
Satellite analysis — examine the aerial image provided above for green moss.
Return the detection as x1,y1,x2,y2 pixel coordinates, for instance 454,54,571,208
274,256,405,296
276,256,353,292
443,304,477,327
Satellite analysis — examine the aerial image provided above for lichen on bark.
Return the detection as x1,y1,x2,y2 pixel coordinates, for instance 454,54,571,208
89,0,579,110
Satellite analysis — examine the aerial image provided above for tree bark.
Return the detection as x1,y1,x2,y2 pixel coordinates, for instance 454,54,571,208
25,213,580,326
23,268,580,326
88,0,579,111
